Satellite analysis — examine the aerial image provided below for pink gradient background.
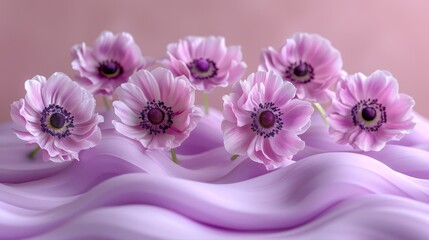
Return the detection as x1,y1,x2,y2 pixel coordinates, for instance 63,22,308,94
1,0,428,122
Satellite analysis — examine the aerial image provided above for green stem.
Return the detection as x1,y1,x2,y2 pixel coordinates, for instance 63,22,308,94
312,102,329,125
230,154,239,161
27,146,41,159
170,148,179,165
103,96,111,111
202,92,209,115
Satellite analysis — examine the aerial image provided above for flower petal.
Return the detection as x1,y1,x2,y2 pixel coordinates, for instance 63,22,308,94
113,101,140,126
24,76,45,112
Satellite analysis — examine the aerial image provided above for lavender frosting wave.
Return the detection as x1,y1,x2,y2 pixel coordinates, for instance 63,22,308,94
1,109,429,239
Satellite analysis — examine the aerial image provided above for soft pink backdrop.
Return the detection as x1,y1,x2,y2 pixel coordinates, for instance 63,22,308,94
1,0,428,122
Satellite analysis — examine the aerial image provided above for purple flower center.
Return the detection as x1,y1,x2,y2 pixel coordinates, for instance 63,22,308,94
251,102,284,138
352,99,386,132
361,107,377,121
50,112,66,129
187,58,218,80
195,59,210,72
147,108,165,125
285,61,314,84
40,104,75,139
259,110,276,128
293,63,309,77
140,100,174,135
98,60,123,79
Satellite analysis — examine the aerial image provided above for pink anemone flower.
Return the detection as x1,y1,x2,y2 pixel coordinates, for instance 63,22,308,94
71,31,148,95
162,36,247,92
327,70,415,151
112,67,203,150
10,73,104,162
221,71,314,170
259,32,343,102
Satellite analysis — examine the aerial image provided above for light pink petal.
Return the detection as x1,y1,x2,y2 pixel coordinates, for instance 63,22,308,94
82,125,102,146
72,115,103,136
24,119,43,137
327,97,352,116
172,39,192,61
170,109,192,133
42,72,71,105
328,113,355,133
115,83,148,113
270,79,297,108
196,36,227,62
71,44,99,75
384,121,415,135
168,77,195,113
19,100,41,123
353,131,385,151
341,73,368,103
10,100,26,126
58,127,101,153
143,133,175,150
295,33,319,60
281,99,314,133
37,134,59,157
262,138,283,162
112,101,140,126
112,120,147,141
222,96,239,123
164,53,191,78
243,83,265,111
111,32,140,63
260,47,288,73
67,94,97,125
44,149,76,162
387,94,415,123
247,137,285,170
24,77,45,112
222,121,255,156
129,70,161,101
93,31,116,57
14,130,36,142
152,68,192,109
226,60,247,85
231,87,254,127
271,130,305,158
365,71,399,105
247,136,266,165
170,108,203,147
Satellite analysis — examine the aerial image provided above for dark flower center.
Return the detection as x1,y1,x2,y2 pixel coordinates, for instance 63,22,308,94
293,63,309,77
259,110,276,128
351,99,386,132
251,102,283,138
140,100,174,135
195,59,210,72
40,104,74,139
98,60,123,79
147,108,165,125
285,61,314,84
187,58,218,80
361,107,377,121
50,112,66,129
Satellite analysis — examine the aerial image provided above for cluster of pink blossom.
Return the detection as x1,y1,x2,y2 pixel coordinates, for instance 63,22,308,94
10,31,415,170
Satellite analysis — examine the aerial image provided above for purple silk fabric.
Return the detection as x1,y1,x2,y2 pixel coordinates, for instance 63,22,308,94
1,109,429,239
